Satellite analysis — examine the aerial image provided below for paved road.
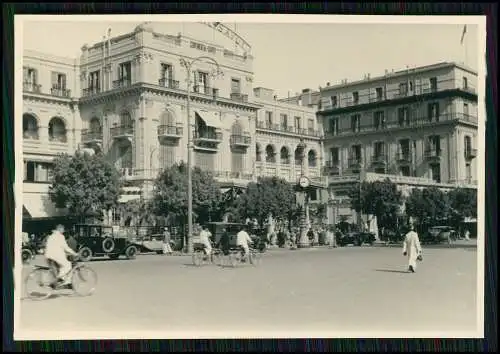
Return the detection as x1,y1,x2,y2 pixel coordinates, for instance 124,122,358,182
17,247,478,338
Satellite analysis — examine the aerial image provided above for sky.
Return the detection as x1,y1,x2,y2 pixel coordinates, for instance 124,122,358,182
21,17,481,99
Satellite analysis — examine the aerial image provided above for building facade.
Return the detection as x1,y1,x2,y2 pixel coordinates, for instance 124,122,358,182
318,62,479,221
22,23,327,220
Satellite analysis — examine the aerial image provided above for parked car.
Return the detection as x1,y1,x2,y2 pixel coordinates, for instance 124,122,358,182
420,226,457,244
69,224,139,261
336,231,376,247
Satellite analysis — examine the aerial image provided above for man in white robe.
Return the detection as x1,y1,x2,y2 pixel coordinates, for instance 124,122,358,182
402,224,422,273
44,224,78,284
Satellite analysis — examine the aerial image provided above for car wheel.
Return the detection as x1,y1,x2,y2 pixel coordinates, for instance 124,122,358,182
22,248,33,264
102,237,116,253
125,245,138,260
78,247,93,262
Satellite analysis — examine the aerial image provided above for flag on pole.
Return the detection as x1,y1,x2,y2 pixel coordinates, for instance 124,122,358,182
460,25,467,45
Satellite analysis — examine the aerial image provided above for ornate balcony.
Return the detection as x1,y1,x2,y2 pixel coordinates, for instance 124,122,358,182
82,87,100,97
158,78,180,89
23,82,42,94
193,129,223,152
50,87,71,98
323,160,340,175
424,149,442,162
371,154,388,166
113,78,132,89
396,152,412,165
158,124,183,142
230,92,249,103
348,158,363,172
110,125,134,141
81,129,103,145
230,133,251,148
193,85,219,98
465,148,477,160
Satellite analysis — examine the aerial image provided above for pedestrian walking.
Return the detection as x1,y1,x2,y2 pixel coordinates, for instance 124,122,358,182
162,227,173,255
402,224,423,273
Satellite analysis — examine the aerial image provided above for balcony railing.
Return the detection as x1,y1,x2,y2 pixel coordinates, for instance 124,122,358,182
320,78,478,112
230,92,249,103
23,82,42,94
157,125,183,138
465,148,477,159
50,87,71,98
82,87,100,97
256,121,321,137
230,134,251,147
323,113,478,137
213,171,254,181
348,158,362,169
193,85,219,98
371,154,388,165
396,152,412,164
113,78,132,89
158,78,180,89
110,125,134,138
194,129,223,141
424,149,442,160
81,129,103,143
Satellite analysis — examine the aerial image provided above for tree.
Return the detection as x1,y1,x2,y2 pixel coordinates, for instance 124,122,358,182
349,178,403,232
447,187,477,219
151,162,224,249
233,176,296,227
119,199,159,227
49,152,122,220
405,187,451,227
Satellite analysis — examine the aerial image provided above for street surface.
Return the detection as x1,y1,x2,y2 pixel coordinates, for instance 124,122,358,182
17,246,478,338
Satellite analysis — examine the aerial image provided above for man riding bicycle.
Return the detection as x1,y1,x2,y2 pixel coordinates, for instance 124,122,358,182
199,225,213,258
44,224,78,285
236,225,253,262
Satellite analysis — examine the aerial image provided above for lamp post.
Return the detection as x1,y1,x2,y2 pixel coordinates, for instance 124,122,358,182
297,139,311,248
180,56,223,254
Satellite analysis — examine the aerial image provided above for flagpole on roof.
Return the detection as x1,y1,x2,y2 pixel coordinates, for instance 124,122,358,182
460,25,467,66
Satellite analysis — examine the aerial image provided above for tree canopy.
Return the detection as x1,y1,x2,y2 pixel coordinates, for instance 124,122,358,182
447,187,477,220
405,186,451,225
349,178,403,230
232,176,296,226
151,162,223,225
48,152,122,219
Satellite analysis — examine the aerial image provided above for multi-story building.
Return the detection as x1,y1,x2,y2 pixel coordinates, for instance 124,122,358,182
318,62,479,222
22,50,80,219
21,22,328,222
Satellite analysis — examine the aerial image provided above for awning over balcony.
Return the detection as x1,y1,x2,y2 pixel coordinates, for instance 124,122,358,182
196,111,222,129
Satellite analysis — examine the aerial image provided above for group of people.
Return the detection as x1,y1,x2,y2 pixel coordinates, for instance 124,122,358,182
197,224,254,261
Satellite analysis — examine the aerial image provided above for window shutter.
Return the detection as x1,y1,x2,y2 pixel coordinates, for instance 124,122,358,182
51,72,58,89
32,69,38,84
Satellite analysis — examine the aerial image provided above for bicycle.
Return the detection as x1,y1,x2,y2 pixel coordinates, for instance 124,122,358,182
227,246,262,267
24,257,98,301
191,244,224,267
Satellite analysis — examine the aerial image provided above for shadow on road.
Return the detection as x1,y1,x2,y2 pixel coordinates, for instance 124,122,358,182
374,269,409,274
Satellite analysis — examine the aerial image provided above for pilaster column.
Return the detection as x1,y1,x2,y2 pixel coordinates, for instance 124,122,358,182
39,126,49,142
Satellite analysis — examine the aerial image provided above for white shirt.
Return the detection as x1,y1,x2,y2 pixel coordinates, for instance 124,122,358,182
199,230,212,244
236,230,253,247
44,230,74,263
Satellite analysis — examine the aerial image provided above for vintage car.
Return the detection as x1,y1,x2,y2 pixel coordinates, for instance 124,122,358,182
69,224,139,261
420,226,457,244
336,231,376,247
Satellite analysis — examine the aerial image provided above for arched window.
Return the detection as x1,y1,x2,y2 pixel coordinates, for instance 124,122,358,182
280,146,290,164
308,150,317,167
120,111,133,128
160,111,175,126
265,145,276,163
89,117,101,133
231,121,243,136
295,146,304,165
23,113,38,139
48,117,67,142
256,143,262,162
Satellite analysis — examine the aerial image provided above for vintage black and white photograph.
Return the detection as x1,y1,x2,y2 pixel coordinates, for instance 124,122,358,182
14,15,485,339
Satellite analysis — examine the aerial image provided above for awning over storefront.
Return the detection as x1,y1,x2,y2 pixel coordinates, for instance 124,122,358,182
23,194,60,219
196,111,223,129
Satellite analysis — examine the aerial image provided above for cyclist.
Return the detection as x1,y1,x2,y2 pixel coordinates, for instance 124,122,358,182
44,224,78,285
199,225,213,259
236,225,253,262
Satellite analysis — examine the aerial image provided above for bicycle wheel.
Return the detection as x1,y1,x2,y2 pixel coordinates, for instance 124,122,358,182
211,251,223,266
249,251,262,266
71,265,97,297
24,268,55,301
192,251,203,266
228,252,238,267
